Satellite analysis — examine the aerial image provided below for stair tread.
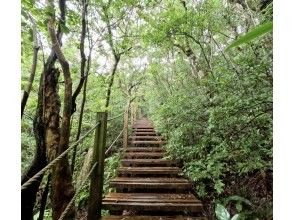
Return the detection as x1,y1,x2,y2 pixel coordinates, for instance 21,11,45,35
118,167,181,171
125,147,164,152
130,141,166,144
118,167,181,175
104,193,200,203
111,177,189,183
129,136,162,139
133,132,157,135
123,152,165,158
110,177,191,189
121,159,177,166
102,216,207,220
102,193,202,212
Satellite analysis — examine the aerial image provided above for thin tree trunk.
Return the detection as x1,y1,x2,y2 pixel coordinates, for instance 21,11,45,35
21,15,39,118
105,57,120,108
71,60,89,172
71,0,88,115
38,174,51,220
71,0,91,172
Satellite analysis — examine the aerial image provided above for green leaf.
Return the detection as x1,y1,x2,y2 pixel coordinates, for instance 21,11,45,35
224,195,252,207
231,214,241,220
226,21,273,50
215,204,230,220
214,179,225,194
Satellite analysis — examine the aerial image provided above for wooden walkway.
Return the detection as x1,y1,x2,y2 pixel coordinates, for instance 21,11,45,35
102,118,206,220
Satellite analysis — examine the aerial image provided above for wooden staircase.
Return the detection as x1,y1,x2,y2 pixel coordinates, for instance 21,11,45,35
102,118,206,220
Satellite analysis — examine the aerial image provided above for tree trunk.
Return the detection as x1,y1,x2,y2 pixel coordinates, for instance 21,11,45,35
21,1,66,218
105,57,120,108
21,46,39,118
47,0,75,218
71,0,88,115
71,66,89,172
21,67,48,220
76,147,93,189
21,15,39,118
38,174,51,220
71,0,91,172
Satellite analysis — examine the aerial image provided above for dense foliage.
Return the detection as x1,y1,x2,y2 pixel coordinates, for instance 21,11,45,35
21,0,272,219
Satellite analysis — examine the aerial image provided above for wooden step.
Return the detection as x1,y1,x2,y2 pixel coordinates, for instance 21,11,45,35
123,152,164,159
121,159,177,167
129,136,162,140
102,216,207,220
133,128,154,130
130,141,166,145
110,177,191,190
118,167,181,176
102,193,203,213
125,147,164,152
133,132,157,136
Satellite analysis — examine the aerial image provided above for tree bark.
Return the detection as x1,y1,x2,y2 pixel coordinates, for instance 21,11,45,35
71,0,91,172
71,0,88,114
21,15,39,118
105,56,120,108
47,0,75,219
71,57,90,172
21,1,66,219
21,72,47,220
38,175,51,220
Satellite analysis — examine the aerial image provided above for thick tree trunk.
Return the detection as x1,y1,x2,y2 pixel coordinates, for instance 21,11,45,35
46,0,75,219
21,1,66,219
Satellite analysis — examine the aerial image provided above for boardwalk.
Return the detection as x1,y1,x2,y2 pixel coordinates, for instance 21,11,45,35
102,118,207,220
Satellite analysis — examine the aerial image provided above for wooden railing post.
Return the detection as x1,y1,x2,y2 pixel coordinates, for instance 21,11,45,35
122,103,129,148
87,112,107,220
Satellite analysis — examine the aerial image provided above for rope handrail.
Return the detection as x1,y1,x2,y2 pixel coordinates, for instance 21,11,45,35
105,128,124,155
58,162,98,220
21,121,101,190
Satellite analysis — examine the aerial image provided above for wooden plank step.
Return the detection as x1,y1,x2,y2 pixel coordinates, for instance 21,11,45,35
130,141,166,145
123,152,164,159
129,136,162,140
118,167,181,175
121,159,177,167
133,128,154,131
110,177,191,189
111,177,189,183
102,216,207,220
133,132,157,136
102,193,202,213
133,127,154,129
125,147,164,152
